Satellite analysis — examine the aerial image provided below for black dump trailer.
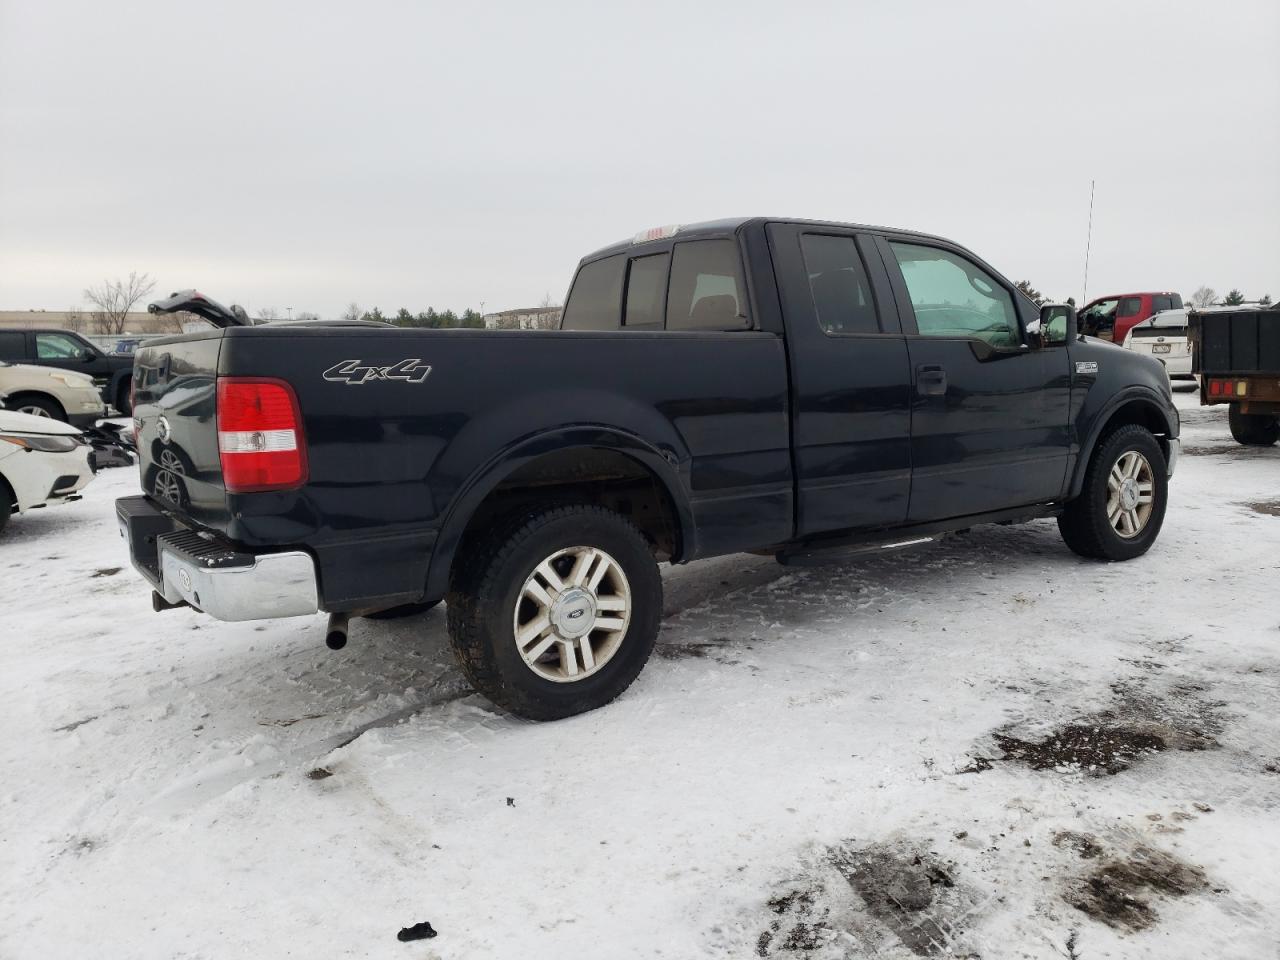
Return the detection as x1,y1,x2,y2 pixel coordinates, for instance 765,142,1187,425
1191,307,1280,446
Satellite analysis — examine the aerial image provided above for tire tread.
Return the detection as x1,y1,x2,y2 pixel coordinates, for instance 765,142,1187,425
445,503,657,719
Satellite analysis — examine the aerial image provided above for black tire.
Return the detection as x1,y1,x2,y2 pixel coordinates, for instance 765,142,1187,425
1058,424,1168,561
114,381,132,416
446,504,662,721
8,394,66,422
0,480,12,536
1228,404,1279,446
365,600,440,620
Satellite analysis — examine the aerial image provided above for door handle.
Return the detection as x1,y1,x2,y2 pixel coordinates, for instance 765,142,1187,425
916,364,947,397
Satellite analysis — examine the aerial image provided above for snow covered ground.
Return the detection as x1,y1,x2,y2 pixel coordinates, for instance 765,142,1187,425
3,391,1278,960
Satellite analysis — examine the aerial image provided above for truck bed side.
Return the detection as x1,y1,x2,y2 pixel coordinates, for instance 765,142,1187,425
133,327,791,609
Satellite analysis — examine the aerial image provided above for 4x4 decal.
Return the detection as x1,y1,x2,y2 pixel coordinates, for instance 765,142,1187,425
323,359,433,385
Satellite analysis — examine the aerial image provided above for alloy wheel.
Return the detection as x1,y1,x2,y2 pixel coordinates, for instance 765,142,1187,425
1107,450,1155,538
512,546,631,682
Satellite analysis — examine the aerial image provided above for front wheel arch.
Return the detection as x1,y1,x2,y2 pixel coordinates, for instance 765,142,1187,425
5,392,67,422
1068,394,1174,500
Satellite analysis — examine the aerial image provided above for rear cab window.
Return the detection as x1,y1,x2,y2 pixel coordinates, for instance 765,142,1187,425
562,235,749,332
666,240,749,331
561,255,625,330
623,254,669,329
1118,296,1144,318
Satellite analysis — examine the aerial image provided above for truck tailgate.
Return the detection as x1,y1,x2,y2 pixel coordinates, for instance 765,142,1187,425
133,332,225,530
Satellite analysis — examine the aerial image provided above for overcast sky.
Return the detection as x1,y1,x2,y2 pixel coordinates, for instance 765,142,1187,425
2,0,1277,317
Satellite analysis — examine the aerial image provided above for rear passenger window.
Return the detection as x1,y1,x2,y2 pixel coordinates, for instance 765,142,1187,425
0,331,24,360
561,255,625,330
800,235,879,335
1118,296,1143,317
1153,295,1173,313
666,240,748,330
624,253,669,328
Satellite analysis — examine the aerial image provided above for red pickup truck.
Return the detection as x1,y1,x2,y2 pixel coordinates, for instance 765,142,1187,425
1078,292,1183,345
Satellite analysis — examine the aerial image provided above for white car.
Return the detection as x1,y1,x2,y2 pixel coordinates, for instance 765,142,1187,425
1124,308,1193,379
0,408,96,534
0,360,107,426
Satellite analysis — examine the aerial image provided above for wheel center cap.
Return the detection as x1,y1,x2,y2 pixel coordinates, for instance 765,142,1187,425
1119,478,1139,511
550,588,597,639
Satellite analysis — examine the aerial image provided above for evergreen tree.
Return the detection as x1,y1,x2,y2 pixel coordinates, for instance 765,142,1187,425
1223,289,1245,306
1014,281,1045,306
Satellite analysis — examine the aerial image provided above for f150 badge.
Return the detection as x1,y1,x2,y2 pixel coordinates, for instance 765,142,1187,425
323,359,433,385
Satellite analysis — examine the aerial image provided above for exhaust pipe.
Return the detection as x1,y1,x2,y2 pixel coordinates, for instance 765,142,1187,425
325,612,350,650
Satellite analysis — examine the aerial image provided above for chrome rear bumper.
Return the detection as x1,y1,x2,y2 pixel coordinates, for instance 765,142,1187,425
117,495,319,621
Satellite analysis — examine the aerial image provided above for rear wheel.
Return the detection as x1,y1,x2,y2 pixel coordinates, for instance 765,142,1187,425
446,504,661,720
1058,424,1168,561
114,381,132,416
9,394,65,422
1228,404,1279,446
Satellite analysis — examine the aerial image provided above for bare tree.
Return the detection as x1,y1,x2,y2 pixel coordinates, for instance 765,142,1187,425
342,302,362,322
531,292,563,330
84,272,156,335
64,306,86,333
296,311,320,322
257,306,281,322
155,310,194,334
1189,286,1218,308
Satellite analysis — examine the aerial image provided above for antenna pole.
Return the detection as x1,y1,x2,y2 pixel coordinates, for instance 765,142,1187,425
1082,179,1095,304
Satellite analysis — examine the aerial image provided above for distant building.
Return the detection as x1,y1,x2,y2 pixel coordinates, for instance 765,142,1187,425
483,306,561,330
0,309,174,333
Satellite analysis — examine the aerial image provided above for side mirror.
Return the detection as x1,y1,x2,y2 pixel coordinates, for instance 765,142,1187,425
1038,303,1074,346
80,348,96,361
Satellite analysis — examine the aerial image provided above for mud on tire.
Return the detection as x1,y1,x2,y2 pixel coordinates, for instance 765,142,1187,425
1058,424,1168,562
445,504,662,720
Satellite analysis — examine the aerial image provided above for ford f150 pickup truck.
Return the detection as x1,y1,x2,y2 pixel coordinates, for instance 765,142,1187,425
117,217,1180,720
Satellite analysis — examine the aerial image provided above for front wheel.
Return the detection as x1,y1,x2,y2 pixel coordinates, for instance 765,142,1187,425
0,481,12,536
1058,424,1168,561
446,504,661,720
9,394,65,422
1228,404,1279,446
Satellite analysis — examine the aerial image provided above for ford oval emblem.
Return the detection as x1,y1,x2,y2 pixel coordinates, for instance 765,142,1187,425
157,415,172,444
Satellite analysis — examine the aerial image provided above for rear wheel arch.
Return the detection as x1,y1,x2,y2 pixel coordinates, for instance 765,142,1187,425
424,431,694,602
1069,394,1174,499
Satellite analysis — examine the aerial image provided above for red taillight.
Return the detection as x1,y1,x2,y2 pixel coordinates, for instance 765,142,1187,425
216,377,307,493
1209,380,1221,396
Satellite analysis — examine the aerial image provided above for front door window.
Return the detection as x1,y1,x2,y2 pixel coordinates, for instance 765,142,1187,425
888,243,1020,347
